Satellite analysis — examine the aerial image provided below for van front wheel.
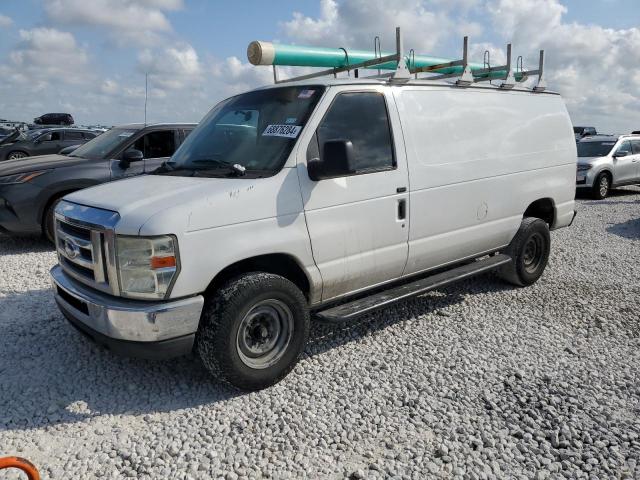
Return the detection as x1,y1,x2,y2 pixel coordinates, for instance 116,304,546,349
498,217,550,287
196,273,310,391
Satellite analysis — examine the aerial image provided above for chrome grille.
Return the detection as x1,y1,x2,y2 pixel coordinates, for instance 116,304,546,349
54,200,120,296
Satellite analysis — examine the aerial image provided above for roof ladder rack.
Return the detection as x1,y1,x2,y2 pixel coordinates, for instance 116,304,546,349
272,27,409,84
410,36,474,86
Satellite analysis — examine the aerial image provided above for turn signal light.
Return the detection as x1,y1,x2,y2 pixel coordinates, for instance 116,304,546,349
150,256,177,269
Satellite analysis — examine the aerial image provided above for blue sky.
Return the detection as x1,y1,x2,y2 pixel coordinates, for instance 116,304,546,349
0,0,638,131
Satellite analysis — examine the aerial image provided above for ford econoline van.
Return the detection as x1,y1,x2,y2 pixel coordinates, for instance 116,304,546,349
50,49,576,390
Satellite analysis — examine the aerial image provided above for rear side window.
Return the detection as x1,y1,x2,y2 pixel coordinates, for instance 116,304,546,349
317,92,395,172
65,131,84,140
132,130,176,158
631,140,640,154
83,132,97,139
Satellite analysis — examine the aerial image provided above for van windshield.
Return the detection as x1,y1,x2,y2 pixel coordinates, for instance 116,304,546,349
156,86,324,178
577,141,616,157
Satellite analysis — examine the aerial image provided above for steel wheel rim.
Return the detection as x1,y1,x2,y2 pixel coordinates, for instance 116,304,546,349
523,232,544,274
236,299,294,370
599,176,609,197
8,152,26,159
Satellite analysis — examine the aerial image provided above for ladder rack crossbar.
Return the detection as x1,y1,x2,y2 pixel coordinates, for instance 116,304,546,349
274,52,399,84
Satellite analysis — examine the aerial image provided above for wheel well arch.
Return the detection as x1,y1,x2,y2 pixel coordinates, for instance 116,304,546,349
597,169,613,180
523,198,555,227
206,253,312,300
6,150,29,157
40,189,79,225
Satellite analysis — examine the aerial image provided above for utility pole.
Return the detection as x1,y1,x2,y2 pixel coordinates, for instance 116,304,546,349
144,72,148,126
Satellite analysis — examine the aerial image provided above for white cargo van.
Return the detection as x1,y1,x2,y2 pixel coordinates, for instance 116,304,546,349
50,36,576,390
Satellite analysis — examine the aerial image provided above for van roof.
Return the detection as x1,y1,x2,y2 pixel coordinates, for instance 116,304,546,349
254,77,559,95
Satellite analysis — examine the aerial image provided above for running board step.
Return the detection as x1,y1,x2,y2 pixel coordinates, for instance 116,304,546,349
316,254,512,322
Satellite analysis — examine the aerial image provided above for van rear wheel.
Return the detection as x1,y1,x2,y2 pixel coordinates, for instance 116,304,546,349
196,273,310,391
498,217,550,287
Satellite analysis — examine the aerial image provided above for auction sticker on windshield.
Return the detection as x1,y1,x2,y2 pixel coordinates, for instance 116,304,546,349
262,124,302,138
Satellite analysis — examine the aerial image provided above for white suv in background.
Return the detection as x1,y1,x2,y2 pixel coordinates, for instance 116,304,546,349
576,134,640,199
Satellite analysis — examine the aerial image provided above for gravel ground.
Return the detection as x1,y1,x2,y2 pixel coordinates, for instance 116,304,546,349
1,187,639,480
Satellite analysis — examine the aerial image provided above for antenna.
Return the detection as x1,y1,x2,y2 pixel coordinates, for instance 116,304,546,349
144,72,148,126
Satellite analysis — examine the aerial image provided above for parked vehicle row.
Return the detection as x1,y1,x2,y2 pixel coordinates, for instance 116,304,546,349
0,123,195,240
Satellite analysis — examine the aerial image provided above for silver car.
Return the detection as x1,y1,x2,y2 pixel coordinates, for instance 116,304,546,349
576,134,640,199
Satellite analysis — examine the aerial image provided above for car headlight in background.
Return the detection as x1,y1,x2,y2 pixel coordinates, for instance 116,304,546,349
0,170,50,185
116,235,179,299
576,164,592,172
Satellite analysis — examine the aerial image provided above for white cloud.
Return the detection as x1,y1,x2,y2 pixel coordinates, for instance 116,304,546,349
283,0,455,54
137,43,202,89
0,14,13,28
7,28,89,83
487,0,640,132
44,0,183,46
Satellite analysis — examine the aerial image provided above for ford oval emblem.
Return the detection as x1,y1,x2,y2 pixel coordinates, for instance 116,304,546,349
64,239,81,259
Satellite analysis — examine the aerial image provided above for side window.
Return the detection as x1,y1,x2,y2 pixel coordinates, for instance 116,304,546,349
131,130,176,158
65,131,84,141
316,92,394,172
616,141,632,155
83,132,97,140
40,132,61,142
631,140,640,155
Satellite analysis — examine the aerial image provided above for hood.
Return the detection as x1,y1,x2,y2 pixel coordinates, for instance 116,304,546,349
0,154,92,177
64,169,303,235
577,156,605,166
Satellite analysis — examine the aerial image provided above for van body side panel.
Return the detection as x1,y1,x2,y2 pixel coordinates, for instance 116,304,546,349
393,87,575,276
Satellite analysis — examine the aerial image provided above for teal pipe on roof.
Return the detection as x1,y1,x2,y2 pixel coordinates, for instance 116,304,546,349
247,41,524,81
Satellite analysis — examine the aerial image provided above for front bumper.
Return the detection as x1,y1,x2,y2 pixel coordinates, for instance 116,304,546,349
50,265,204,359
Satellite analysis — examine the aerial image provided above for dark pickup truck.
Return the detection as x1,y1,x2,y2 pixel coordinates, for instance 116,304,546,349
0,123,195,241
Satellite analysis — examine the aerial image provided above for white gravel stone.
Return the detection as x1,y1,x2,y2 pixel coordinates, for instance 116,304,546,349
0,187,639,479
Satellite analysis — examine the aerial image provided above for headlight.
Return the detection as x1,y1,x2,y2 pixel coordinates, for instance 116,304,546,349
116,235,179,299
576,164,592,172
0,170,50,185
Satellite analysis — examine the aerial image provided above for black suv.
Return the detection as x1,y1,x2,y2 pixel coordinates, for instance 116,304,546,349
0,123,196,241
34,113,74,126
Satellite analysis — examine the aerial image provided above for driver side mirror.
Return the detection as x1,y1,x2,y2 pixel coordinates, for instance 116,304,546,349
308,140,356,181
120,149,144,168
614,150,629,158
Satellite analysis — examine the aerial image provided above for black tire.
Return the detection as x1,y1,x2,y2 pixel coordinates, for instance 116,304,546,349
592,172,611,199
498,217,551,287
196,272,310,391
43,197,63,243
7,151,28,160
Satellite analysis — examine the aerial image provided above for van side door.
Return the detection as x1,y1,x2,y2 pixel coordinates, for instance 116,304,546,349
297,86,410,302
